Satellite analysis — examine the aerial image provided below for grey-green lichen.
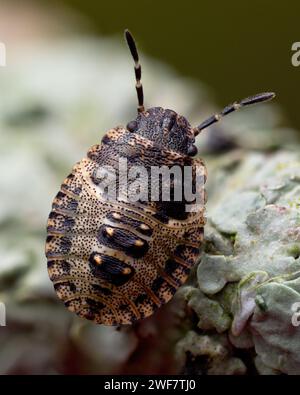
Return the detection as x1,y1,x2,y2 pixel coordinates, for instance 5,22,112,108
176,330,247,375
178,148,300,375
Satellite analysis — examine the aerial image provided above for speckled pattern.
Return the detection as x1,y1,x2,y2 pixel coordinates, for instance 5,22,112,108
46,125,206,325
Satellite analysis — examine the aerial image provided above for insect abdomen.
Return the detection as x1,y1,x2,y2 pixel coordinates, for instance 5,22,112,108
46,129,206,325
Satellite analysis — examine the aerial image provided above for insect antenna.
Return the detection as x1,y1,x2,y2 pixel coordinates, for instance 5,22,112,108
125,29,145,113
193,92,275,136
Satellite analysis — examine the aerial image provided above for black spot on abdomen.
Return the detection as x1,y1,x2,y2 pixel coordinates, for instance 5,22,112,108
89,252,135,286
91,284,113,296
85,298,105,312
52,191,78,212
97,225,149,258
107,212,153,237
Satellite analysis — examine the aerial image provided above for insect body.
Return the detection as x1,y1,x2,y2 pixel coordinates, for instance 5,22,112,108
45,30,275,325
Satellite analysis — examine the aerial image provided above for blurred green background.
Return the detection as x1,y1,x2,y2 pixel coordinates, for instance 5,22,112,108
2,0,299,127
53,0,299,129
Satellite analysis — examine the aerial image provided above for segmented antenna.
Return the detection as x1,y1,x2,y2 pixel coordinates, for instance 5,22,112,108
193,92,276,136
125,29,145,113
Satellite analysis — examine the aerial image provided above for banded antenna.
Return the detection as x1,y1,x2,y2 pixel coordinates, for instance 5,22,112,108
193,92,276,136
125,29,145,113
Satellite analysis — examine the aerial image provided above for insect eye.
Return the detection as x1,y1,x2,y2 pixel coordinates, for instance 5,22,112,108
187,144,198,156
126,120,137,132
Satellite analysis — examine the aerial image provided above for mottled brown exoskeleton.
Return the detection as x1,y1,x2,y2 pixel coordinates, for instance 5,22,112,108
45,30,275,325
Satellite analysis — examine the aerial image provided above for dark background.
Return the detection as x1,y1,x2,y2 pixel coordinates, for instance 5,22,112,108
56,0,300,130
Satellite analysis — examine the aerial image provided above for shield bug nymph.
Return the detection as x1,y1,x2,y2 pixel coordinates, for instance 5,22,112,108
45,29,275,325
